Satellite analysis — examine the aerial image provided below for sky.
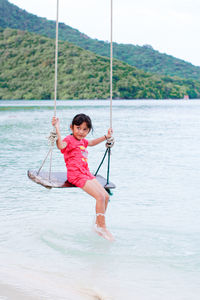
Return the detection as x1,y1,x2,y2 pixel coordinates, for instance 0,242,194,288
9,0,200,66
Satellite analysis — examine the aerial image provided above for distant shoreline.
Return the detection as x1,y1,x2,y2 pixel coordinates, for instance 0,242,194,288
0,98,199,102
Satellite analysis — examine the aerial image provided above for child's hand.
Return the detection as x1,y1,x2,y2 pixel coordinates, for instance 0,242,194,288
52,117,60,129
106,128,113,139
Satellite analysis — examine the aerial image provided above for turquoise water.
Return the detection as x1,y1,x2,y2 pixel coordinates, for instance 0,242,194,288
0,100,200,299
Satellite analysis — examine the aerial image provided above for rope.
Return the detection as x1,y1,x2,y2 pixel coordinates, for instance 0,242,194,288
107,148,111,185
106,136,115,148
48,131,57,179
37,0,59,178
106,0,114,187
37,147,53,176
48,131,57,145
110,0,113,129
54,0,59,117
37,131,57,177
95,0,114,187
48,0,59,179
94,148,109,177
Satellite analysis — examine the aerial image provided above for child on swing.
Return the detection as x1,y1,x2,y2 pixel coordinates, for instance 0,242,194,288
52,113,114,241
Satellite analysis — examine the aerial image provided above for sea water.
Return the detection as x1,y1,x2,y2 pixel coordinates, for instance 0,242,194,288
0,100,200,300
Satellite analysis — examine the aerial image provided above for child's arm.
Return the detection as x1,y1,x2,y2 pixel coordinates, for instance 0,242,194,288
88,128,113,147
52,117,67,150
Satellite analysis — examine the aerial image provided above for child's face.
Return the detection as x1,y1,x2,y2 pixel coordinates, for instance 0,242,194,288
71,122,90,140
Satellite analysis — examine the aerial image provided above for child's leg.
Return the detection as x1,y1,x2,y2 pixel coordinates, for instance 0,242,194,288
82,179,114,241
92,178,110,212
82,178,110,228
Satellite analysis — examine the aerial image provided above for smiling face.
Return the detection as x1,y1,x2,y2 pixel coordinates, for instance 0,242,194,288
71,122,90,140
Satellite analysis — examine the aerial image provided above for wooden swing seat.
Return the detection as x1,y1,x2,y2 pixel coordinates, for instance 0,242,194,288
27,170,116,190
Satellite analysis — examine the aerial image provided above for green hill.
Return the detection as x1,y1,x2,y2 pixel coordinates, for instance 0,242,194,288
1,27,200,100
1,0,200,81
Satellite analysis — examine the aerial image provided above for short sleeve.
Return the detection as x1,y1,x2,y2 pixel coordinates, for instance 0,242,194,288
60,136,70,154
83,139,89,148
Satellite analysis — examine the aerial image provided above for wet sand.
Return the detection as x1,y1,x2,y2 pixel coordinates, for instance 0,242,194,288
0,283,40,300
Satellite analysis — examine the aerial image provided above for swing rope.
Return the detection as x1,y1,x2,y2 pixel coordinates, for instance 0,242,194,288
110,0,113,130
107,0,114,184
37,0,59,179
95,0,114,186
54,0,59,118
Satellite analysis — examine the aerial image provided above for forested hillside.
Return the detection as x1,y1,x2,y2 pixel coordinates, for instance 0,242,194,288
1,0,200,81
1,27,200,100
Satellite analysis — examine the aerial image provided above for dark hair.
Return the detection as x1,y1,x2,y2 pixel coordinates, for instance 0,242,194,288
71,113,93,132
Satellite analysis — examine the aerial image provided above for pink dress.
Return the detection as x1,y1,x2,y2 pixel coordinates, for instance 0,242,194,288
61,135,95,188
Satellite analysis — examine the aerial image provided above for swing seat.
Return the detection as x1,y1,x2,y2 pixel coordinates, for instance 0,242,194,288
27,170,116,190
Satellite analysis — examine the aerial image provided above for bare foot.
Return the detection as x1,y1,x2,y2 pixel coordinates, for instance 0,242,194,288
94,225,115,241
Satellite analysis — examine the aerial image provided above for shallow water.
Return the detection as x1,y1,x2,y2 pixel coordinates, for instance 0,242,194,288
0,99,200,299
